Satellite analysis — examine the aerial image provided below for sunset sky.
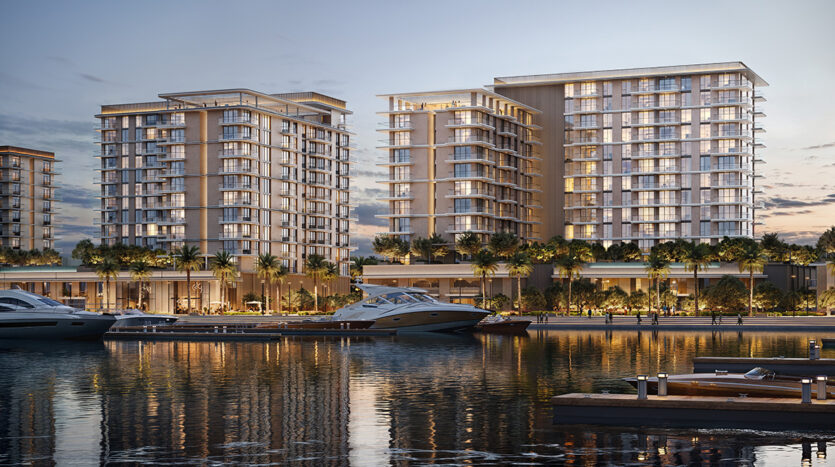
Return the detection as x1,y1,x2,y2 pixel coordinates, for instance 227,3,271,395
1,0,833,255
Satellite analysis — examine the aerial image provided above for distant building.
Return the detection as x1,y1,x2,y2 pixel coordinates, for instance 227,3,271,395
95,89,356,277
0,146,57,251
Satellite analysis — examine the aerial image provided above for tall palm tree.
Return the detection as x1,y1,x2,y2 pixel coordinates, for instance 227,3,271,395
555,254,585,313
682,242,713,314
349,256,377,282
737,243,769,316
274,264,289,314
304,254,329,312
645,254,671,315
507,252,533,312
95,258,119,312
129,260,152,311
173,245,202,314
255,252,279,313
455,231,482,261
470,249,499,304
322,262,339,311
210,251,237,313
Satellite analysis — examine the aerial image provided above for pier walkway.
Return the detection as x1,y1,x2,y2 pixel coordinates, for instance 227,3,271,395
525,315,835,332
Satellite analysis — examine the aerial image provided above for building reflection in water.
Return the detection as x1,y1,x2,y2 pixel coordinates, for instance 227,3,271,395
0,332,832,465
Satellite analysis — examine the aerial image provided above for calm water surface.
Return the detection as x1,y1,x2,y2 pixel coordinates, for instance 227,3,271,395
0,331,833,466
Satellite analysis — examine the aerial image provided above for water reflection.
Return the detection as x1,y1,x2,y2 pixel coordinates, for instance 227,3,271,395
0,331,832,465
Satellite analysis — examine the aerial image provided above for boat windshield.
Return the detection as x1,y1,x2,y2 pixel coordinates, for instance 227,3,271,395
744,367,776,380
407,293,436,303
382,292,419,305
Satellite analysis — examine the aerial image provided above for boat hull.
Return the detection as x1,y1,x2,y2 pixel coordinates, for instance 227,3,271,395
370,310,488,332
0,315,116,341
111,316,178,328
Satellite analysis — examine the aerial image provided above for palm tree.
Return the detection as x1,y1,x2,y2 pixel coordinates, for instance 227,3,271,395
322,262,339,311
488,232,520,259
210,251,237,313
554,255,584,314
470,249,499,304
737,243,769,316
173,245,202,314
682,242,713,315
255,253,280,313
273,264,289,314
455,231,482,261
349,256,377,282
95,258,119,312
304,254,329,312
129,260,152,311
507,252,534,312
428,233,450,263
645,254,671,315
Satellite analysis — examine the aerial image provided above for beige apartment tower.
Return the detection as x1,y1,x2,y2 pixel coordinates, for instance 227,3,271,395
493,62,766,249
377,89,543,243
95,89,355,275
0,146,57,251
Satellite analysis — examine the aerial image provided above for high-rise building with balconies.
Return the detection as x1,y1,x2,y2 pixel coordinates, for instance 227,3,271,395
493,62,766,249
95,89,355,275
0,146,57,251
377,89,543,243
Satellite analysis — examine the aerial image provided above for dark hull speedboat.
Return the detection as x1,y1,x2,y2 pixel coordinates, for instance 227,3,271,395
476,319,531,334
624,367,834,398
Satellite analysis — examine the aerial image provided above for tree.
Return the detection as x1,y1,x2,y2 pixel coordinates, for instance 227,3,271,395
572,278,598,312
603,286,628,311
736,242,769,316
628,290,647,314
544,282,565,311
129,260,152,311
753,281,784,312
455,231,482,260
702,275,747,312
470,249,498,304
255,253,280,313
304,254,329,313
372,235,410,263
789,244,817,266
520,287,546,311
72,239,99,265
554,254,585,313
428,233,449,263
816,226,835,256
507,252,534,311
760,232,789,262
349,256,377,282
820,288,835,315
488,232,520,259
645,253,671,315
210,251,237,313
274,264,289,314
682,242,714,315
95,258,119,312
322,262,339,310
173,245,202,314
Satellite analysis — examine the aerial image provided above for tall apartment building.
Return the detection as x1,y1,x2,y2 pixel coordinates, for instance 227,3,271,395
492,62,766,249
377,89,543,243
0,146,57,250
95,89,355,275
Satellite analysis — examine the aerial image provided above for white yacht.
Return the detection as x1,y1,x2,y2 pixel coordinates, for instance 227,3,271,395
332,285,491,332
0,289,116,340
110,309,178,328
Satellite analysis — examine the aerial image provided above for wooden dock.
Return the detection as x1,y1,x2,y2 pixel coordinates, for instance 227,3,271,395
693,356,835,375
552,393,835,430
105,325,396,341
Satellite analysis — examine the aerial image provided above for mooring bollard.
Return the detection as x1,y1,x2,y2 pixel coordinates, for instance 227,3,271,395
809,340,818,360
817,375,828,400
801,378,812,403
214,326,218,334
637,374,648,400
346,322,351,330
223,325,227,334
143,325,147,333
815,345,821,360
152,325,156,333
657,372,668,397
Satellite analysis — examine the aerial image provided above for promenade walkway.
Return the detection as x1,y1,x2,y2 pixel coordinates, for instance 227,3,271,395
525,316,835,332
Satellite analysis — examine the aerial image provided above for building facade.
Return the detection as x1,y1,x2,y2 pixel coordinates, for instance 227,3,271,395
493,62,767,249
377,90,543,243
0,146,57,251
95,89,355,276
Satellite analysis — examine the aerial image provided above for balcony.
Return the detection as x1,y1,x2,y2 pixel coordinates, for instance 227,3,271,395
446,118,493,130
219,149,257,159
707,80,752,90
218,216,256,224
220,183,256,192
220,165,256,175
445,135,494,146
219,198,256,207
218,117,257,126
377,122,415,131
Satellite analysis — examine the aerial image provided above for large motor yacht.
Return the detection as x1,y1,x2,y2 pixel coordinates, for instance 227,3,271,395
332,285,491,332
0,289,116,340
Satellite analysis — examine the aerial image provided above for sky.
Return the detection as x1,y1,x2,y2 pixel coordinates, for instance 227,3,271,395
1,0,834,256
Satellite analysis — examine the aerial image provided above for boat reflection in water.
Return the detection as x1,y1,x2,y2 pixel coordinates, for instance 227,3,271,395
0,331,832,464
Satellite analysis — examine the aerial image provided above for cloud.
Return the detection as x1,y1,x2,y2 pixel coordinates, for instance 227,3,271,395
771,209,812,216
79,73,106,83
353,203,386,227
61,184,99,209
762,194,835,210
802,141,835,151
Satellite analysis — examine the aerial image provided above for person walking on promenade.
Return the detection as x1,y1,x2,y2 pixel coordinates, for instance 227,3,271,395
652,312,659,326
737,313,743,326
587,308,592,319
711,310,716,325
637,313,642,325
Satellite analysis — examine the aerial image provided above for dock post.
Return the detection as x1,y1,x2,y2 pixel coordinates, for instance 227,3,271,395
214,326,218,333
809,340,819,360
637,375,648,399
801,378,812,403
817,376,828,400
657,373,668,397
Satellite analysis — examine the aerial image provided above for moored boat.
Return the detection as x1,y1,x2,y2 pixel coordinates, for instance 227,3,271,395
0,289,116,341
331,285,490,332
624,367,835,398
476,317,531,334
110,309,178,328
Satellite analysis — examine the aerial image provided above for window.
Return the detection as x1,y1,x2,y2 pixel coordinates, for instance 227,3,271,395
680,77,691,91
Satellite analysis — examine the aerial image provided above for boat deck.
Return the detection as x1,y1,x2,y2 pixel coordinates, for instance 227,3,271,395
693,356,835,375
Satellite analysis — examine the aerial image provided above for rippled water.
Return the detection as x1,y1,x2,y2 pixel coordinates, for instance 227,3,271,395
0,331,833,466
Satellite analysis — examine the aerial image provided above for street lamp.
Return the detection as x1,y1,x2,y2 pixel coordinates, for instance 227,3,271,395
457,277,463,304
791,274,797,317
260,279,265,315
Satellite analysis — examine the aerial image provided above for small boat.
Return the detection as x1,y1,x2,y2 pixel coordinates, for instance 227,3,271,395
0,289,116,341
110,309,178,328
476,317,531,334
624,367,835,398
331,285,490,332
